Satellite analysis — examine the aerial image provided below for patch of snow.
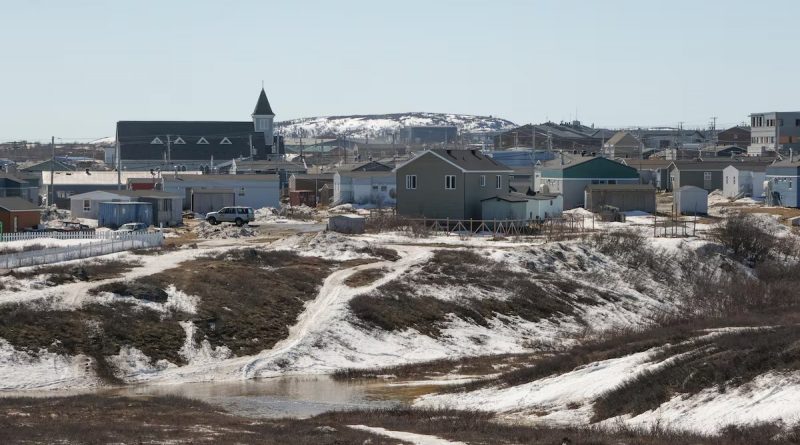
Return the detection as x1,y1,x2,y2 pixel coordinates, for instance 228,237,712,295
0,339,98,390
177,321,232,366
108,346,177,380
416,350,657,424
164,285,198,315
612,371,800,434
348,425,467,445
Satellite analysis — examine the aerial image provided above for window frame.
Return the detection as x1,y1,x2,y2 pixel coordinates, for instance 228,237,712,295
405,174,417,190
480,175,486,187
445,175,456,190
495,175,502,189
83,200,91,212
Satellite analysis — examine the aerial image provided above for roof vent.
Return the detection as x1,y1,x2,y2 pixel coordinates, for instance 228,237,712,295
591,152,596,156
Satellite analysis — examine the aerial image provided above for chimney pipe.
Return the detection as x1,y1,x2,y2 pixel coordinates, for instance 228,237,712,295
791,148,794,163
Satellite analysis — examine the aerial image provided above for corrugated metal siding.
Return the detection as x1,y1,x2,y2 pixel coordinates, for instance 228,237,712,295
97,202,153,228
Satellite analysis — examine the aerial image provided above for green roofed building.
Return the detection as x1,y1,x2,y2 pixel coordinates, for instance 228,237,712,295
533,154,640,209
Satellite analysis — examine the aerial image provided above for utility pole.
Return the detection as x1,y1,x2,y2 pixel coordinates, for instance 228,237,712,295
116,136,122,190
710,116,718,146
49,136,55,208
166,134,172,168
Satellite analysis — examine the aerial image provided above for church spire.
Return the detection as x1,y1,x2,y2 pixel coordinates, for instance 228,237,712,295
252,88,274,116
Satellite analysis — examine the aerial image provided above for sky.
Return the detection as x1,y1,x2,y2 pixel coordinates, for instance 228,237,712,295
2,0,798,141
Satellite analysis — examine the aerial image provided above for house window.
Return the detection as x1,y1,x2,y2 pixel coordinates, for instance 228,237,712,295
372,185,379,190
197,137,209,145
162,199,172,211
445,175,456,190
733,176,736,185
239,187,245,196
405,175,417,190
703,172,712,181
791,180,794,190
83,200,91,211
495,175,502,189
380,185,387,191
725,176,729,185
173,136,186,144
220,137,232,145
150,137,163,145
480,175,486,187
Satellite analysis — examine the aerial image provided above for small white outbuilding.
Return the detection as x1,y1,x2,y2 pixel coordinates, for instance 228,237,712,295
674,185,708,215
723,165,766,199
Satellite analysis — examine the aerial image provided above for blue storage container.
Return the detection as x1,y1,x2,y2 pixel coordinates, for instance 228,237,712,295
98,202,153,229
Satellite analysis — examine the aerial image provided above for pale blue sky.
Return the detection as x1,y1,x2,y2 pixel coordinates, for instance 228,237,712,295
2,0,798,141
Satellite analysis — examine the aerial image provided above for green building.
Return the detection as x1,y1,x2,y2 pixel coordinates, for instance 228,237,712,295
533,154,640,209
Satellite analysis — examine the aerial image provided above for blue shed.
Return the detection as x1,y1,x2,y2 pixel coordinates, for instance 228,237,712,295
98,201,153,229
765,160,800,207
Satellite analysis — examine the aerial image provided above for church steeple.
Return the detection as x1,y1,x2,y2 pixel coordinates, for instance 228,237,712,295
252,88,274,116
252,87,276,158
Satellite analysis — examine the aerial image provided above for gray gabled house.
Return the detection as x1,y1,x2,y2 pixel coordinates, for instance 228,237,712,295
395,149,513,220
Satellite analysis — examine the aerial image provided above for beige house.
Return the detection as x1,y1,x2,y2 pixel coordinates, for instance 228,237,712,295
604,131,643,158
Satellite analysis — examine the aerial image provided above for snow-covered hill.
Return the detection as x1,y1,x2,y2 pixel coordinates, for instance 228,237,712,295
276,112,516,140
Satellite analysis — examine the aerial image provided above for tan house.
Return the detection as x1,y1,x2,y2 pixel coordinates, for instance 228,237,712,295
604,131,643,158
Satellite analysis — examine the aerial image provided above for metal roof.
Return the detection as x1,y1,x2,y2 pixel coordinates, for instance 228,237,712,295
0,197,40,211
585,184,655,191
427,149,512,172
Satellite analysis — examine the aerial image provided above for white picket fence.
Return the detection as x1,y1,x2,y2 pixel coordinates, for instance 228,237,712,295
0,231,111,243
0,232,164,269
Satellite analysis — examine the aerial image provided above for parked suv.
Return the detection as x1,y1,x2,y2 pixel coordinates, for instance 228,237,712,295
205,206,255,226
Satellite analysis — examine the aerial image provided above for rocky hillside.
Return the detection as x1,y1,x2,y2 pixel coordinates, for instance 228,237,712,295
276,112,516,140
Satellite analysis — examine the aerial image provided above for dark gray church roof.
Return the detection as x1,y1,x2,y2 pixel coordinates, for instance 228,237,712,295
253,88,274,115
116,121,270,161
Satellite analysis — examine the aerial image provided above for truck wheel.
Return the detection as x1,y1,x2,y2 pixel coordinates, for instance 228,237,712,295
235,218,244,227
207,217,217,225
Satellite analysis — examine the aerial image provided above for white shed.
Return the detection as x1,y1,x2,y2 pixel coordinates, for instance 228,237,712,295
525,194,563,220
674,185,708,215
723,165,767,199
481,193,563,221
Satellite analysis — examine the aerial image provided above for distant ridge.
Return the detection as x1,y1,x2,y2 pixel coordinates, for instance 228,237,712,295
276,112,517,140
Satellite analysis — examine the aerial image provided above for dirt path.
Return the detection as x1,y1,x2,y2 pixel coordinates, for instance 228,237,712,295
239,244,431,379
134,244,432,385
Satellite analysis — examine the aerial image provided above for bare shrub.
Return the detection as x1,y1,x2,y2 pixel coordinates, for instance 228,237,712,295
365,214,430,237
711,213,777,265
587,229,675,281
